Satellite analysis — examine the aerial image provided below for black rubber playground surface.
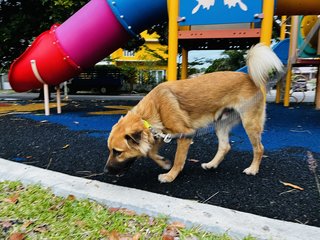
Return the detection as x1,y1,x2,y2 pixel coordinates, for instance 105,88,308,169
0,98,319,227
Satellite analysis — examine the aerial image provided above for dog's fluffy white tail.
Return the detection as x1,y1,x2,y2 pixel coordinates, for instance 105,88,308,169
246,43,284,88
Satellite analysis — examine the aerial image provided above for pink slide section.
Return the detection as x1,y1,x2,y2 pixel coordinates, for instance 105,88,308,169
55,0,130,68
9,0,132,92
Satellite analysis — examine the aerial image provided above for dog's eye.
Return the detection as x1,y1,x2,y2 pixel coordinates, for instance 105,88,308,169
113,149,122,156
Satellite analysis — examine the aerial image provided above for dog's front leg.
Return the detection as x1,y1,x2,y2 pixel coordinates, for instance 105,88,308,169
148,141,171,170
158,138,192,183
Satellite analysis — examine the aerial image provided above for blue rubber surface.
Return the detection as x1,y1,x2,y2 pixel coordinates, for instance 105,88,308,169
22,103,320,153
23,113,119,139
231,104,320,152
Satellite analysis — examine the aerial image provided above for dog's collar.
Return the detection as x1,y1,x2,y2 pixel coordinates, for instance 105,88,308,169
143,119,172,143
143,119,194,143
143,120,152,129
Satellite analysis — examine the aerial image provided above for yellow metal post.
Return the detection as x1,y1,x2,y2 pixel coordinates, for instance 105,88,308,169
275,15,287,103
279,16,287,40
181,48,188,79
283,16,299,107
167,0,179,81
260,0,275,45
259,0,275,104
283,67,292,106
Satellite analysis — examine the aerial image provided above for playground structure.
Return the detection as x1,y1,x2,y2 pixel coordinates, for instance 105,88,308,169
280,15,320,107
174,1,320,108
7,0,320,114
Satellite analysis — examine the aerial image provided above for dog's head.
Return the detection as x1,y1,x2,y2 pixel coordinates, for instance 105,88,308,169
105,111,153,176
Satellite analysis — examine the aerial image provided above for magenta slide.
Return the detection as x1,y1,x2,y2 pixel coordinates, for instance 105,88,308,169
8,0,167,92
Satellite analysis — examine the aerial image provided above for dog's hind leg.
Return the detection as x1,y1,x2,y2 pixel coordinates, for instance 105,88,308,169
158,138,192,183
201,117,237,170
148,141,171,170
240,106,265,175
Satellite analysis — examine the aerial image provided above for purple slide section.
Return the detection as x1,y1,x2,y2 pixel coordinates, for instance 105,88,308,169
55,0,131,68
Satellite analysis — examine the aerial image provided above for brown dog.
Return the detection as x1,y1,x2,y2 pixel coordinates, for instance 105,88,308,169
105,44,283,183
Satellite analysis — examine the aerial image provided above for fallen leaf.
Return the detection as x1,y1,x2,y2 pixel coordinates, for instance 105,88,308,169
119,235,133,240
118,234,139,240
75,220,86,227
108,207,120,213
279,189,297,195
188,159,199,163
132,233,141,240
49,200,65,211
62,144,70,149
67,194,76,201
162,221,185,240
162,225,179,240
119,234,133,240
109,230,120,240
280,181,304,191
168,221,185,229
3,193,20,204
21,220,33,231
108,208,136,216
33,224,49,233
100,229,109,237
118,208,136,216
162,234,175,240
9,232,25,240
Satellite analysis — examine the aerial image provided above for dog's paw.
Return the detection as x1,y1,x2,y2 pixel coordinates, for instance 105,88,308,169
243,167,259,175
158,173,174,183
201,163,210,170
162,160,172,170
201,162,218,170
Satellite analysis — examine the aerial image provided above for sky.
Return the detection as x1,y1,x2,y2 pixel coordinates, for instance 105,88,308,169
183,50,224,69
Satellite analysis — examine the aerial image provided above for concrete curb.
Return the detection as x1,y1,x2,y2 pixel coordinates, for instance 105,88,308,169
0,158,319,240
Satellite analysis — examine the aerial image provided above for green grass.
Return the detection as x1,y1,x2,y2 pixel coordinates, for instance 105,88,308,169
0,181,255,239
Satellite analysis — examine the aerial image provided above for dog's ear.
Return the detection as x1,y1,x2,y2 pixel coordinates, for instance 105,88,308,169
125,131,142,145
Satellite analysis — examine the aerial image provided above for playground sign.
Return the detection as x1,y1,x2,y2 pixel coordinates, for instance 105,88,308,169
179,0,263,26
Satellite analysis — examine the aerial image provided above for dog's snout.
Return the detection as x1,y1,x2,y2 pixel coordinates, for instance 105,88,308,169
104,157,137,175
104,160,118,174
103,162,109,173
104,162,121,175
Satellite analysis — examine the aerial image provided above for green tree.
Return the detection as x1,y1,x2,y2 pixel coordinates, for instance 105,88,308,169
177,57,207,78
272,16,281,42
119,65,138,92
205,50,246,73
0,0,86,71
